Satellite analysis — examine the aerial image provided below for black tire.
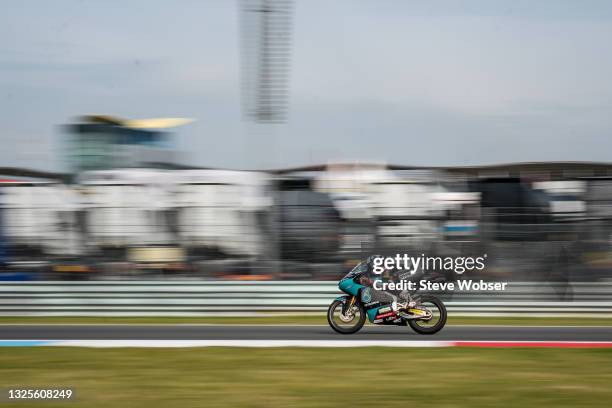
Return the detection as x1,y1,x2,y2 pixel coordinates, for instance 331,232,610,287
327,299,366,334
408,295,447,335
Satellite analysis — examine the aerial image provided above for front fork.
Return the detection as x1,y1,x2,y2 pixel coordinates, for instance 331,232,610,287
341,296,356,316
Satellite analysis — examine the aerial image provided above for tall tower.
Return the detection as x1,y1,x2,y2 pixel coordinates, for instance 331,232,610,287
240,0,294,124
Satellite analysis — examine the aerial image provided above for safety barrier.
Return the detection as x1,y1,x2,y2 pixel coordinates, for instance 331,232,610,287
0,281,611,316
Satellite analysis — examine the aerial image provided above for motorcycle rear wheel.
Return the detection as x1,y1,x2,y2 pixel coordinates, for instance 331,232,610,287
407,295,447,335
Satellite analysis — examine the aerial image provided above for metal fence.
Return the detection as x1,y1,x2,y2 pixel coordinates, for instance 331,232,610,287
1,281,611,317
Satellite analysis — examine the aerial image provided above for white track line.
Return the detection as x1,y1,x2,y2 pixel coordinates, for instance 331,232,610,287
0,340,452,348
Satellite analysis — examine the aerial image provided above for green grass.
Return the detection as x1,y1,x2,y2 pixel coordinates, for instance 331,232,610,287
0,315,611,326
1,347,612,407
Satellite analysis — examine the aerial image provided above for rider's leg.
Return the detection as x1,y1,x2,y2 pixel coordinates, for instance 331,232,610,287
370,287,414,312
370,288,397,310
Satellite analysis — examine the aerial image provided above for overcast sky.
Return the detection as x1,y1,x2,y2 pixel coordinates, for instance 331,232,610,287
2,0,612,171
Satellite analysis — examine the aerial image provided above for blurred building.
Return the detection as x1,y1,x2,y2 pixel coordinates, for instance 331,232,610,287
64,115,193,173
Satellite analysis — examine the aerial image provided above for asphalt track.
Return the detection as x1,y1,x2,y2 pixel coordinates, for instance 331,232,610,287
1,325,612,342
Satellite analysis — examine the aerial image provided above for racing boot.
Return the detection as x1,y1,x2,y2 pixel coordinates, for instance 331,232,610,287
393,299,417,313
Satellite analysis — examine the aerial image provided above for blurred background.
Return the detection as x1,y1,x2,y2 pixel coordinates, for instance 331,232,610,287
3,4,612,407
2,0,612,287
2,155,612,287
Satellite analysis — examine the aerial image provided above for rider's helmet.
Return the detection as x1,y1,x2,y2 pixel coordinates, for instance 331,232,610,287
365,254,399,282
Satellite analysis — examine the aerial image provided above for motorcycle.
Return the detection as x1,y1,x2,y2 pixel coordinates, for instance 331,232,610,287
327,273,447,335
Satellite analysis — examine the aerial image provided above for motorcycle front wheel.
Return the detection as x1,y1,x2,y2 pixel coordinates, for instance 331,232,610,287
407,295,447,335
327,298,366,334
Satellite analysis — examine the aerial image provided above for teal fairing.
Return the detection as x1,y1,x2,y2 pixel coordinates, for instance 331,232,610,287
338,261,368,296
337,262,389,323
338,278,364,297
